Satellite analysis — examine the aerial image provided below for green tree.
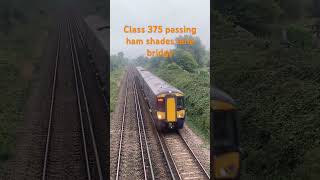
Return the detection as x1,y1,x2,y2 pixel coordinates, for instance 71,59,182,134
203,51,210,67
134,55,149,66
175,35,206,66
110,52,128,71
172,49,198,72
147,56,166,69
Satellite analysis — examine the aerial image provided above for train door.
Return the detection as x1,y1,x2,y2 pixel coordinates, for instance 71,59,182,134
166,96,176,123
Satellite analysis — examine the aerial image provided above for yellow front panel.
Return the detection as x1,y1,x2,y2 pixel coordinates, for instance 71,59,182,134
166,97,176,122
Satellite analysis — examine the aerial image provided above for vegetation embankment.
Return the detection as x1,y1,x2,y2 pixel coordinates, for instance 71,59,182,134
214,0,320,179
110,53,128,112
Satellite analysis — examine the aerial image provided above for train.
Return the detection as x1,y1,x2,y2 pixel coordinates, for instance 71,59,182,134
135,66,186,131
211,88,240,180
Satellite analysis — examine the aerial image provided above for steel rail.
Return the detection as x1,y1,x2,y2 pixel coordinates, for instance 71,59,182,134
69,19,103,180
161,134,183,180
179,132,210,179
71,15,108,111
68,19,92,180
133,81,148,179
133,80,155,180
115,74,129,180
135,79,177,180
42,22,61,180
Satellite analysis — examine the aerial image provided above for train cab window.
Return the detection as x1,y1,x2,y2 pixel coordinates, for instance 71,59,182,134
212,111,238,149
177,97,184,109
157,97,165,110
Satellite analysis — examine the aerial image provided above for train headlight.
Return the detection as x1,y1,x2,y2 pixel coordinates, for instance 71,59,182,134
177,110,185,118
157,112,165,120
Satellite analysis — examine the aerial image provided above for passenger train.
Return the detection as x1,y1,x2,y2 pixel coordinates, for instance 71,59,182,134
135,67,186,131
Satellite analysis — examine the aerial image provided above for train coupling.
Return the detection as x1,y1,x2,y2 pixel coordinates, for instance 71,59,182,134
168,123,175,129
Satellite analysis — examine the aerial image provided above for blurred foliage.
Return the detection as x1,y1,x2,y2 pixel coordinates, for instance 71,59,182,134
213,10,320,179
214,0,320,36
295,146,320,180
287,24,313,48
214,0,282,36
0,0,105,173
0,0,54,173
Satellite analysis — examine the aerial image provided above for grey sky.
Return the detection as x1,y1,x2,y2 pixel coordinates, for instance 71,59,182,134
111,0,210,58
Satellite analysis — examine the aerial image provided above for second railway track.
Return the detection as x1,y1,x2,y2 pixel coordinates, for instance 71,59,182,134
116,69,154,180
162,132,210,180
41,14,105,180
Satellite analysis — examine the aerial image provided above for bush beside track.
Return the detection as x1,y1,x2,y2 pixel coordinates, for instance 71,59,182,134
110,67,125,112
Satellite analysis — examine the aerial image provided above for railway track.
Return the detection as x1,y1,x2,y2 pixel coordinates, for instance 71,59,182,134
41,20,62,180
133,80,155,180
41,15,104,179
115,73,129,180
162,132,210,180
72,14,108,109
116,70,155,180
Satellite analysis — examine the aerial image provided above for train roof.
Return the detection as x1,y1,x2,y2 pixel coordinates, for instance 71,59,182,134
136,67,183,96
211,88,236,106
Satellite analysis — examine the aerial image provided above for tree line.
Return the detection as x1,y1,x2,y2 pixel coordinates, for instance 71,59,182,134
133,35,209,73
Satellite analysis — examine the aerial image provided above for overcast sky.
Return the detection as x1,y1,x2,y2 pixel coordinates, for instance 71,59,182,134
110,0,210,58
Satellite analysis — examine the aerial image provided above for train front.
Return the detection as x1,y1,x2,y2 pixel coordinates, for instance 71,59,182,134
155,92,186,130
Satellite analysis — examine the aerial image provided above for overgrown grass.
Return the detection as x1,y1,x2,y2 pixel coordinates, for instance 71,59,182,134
149,63,210,143
0,0,52,172
110,67,125,112
0,51,22,165
213,12,320,179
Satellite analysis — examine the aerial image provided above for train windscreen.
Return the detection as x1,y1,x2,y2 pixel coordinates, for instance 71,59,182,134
177,97,184,109
212,111,237,149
